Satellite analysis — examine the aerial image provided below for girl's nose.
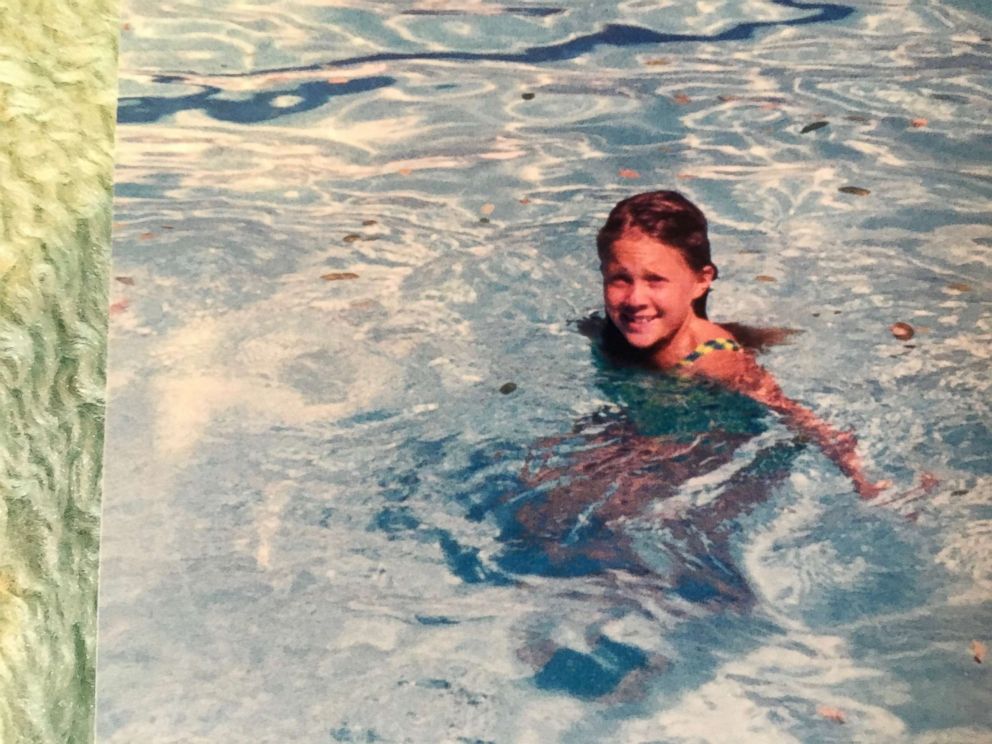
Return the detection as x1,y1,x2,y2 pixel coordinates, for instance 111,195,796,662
625,281,647,307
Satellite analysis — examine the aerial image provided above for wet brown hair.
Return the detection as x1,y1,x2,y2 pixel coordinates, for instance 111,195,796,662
597,190,716,318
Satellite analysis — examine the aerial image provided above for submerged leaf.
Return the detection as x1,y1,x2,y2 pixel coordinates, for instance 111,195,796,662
342,233,362,243
521,92,535,100
518,197,531,205
139,231,155,240
644,58,670,66
109,299,129,315
321,272,359,282
839,186,871,196
499,382,518,395
801,121,829,134
910,118,928,128
971,640,987,664
480,203,495,215
946,281,971,292
755,275,777,283
890,322,915,341
816,705,846,724
362,219,378,226
398,167,413,176
115,276,135,286
618,168,640,179
673,93,691,105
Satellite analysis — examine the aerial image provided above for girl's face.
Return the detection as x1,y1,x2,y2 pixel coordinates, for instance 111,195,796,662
601,230,714,350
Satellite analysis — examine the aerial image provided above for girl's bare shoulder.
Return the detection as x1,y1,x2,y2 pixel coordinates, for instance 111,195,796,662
687,331,785,403
689,338,751,379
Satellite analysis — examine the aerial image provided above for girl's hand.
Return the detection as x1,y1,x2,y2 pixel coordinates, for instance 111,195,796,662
851,474,893,501
871,472,940,512
819,430,887,499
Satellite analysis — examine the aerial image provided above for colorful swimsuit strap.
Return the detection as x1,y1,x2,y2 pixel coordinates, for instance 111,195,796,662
676,337,742,367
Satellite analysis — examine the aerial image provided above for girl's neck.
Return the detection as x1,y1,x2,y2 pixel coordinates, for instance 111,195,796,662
648,316,720,369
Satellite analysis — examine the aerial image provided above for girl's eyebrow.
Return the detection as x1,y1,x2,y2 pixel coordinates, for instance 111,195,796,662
603,265,631,276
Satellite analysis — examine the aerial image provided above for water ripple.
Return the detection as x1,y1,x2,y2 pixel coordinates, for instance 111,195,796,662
102,0,992,741
119,1,856,127
170,1,855,77
117,75,395,124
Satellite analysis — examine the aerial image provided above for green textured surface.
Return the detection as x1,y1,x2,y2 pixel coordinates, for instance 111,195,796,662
0,2,118,742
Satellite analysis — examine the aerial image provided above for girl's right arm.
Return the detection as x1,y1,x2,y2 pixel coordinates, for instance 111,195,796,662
691,350,888,499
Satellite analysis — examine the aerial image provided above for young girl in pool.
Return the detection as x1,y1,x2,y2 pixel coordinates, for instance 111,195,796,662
594,189,885,499
480,190,897,699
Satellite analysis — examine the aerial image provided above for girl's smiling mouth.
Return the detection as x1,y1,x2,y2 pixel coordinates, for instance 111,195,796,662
621,313,660,328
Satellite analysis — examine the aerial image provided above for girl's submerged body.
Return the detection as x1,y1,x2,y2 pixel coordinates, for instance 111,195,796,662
488,367,804,700
496,368,800,588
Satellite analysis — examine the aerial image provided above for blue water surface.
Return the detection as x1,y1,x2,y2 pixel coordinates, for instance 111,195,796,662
100,1,991,741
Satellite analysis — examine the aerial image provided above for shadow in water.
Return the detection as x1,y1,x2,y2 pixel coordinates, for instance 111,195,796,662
302,0,854,70
119,1,854,125
180,1,854,75
375,369,808,700
400,6,567,17
117,76,395,125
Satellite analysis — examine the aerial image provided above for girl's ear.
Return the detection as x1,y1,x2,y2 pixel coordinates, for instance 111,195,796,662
692,264,716,299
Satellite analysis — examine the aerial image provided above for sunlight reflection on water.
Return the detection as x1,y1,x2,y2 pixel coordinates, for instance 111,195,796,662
100,1,991,741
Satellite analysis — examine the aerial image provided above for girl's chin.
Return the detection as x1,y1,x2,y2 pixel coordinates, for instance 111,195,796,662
619,329,662,348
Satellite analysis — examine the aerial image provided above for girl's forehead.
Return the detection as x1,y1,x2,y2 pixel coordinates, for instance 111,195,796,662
601,232,692,271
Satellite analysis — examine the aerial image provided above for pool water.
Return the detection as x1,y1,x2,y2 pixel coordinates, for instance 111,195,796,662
99,1,991,741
